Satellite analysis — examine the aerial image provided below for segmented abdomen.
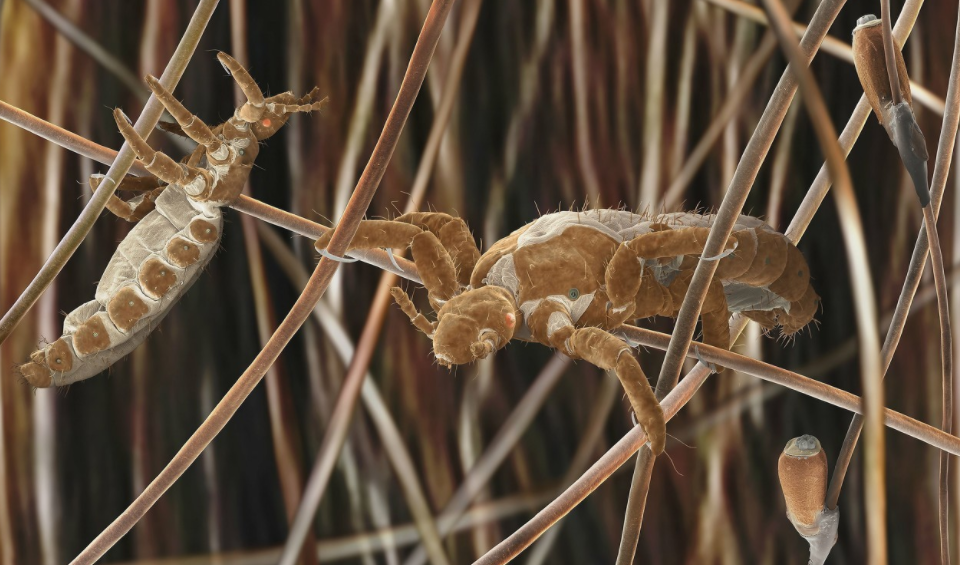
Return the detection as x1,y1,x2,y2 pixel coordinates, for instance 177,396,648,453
475,209,818,336
634,213,819,335
19,185,222,387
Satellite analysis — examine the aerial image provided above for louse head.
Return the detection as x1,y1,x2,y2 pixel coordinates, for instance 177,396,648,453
250,89,328,141
217,52,286,141
251,92,302,140
432,286,519,367
217,52,327,142
223,89,326,143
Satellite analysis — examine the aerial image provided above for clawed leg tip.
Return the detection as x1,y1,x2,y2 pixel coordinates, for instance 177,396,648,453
693,346,718,374
114,108,133,125
216,52,240,70
317,248,359,263
631,411,666,454
384,248,404,272
649,439,665,455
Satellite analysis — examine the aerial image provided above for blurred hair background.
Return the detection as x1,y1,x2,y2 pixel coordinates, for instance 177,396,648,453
1,0,958,563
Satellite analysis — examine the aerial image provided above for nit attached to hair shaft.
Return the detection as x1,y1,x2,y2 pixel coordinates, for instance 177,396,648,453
852,13,930,205
778,435,839,565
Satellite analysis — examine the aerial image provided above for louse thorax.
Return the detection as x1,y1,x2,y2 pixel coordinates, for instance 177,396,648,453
182,119,258,205
432,286,520,367
213,118,260,166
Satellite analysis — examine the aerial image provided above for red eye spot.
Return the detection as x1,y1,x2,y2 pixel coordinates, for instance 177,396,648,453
505,313,516,328
261,118,272,127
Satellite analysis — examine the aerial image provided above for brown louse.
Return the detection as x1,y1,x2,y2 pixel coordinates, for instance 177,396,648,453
316,208,819,454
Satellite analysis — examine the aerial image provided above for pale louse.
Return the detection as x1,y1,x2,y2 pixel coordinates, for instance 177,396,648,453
17,52,326,388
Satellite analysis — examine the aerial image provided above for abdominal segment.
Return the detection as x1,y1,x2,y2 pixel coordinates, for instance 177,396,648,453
18,186,221,387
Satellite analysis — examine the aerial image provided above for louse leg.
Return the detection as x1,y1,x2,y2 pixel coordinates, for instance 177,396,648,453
143,75,223,153
699,279,731,370
396,212,480,286
409,231,460,309
89,174,165,223
526,300,665,455
389,287,438,337
113,109,212,196
662,270,731,370
93,173,165,192
315,219,423,253
315,220,460,308
629,270,673,321
606,227,736,326
217,52,266,122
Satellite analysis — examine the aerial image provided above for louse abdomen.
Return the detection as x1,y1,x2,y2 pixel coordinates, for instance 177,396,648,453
720,222,819,336
18,185,222,387
623,212,818,335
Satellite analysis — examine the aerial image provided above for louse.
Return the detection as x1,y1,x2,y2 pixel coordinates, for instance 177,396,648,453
17,52,326,388
315,208,819,453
